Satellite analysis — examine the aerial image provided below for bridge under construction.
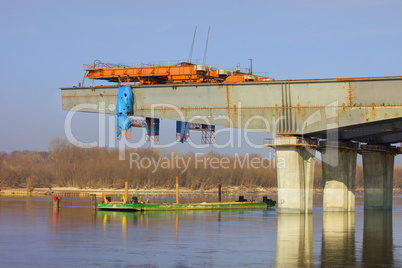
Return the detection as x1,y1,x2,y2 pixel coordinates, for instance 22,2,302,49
60,60,402,213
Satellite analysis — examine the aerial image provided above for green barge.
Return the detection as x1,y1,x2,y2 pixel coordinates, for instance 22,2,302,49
96,196,276,212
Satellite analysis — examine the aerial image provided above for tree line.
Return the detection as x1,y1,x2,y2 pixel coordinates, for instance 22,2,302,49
0,138,401,190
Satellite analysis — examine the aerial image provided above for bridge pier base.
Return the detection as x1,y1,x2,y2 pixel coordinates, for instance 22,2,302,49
321,141,358,212
361,145,396,211
275,136,317,214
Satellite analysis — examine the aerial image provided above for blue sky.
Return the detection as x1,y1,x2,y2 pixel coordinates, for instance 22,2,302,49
0,0,401,162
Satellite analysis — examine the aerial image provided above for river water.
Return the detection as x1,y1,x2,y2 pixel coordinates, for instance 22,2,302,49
1,195,402,267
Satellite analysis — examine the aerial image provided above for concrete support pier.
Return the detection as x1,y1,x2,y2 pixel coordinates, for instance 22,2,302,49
321,141,358,212
361,145,397,211
274,136,317,214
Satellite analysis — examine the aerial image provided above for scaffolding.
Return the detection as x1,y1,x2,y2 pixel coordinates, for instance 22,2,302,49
176,122,215,144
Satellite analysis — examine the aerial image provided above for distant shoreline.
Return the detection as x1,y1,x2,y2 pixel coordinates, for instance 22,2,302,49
1,187,401,197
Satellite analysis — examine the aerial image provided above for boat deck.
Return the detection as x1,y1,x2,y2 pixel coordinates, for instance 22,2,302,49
97,201,276,211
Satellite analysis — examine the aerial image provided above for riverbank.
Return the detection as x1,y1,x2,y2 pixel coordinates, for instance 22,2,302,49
0,186,275,197
1,186,401,197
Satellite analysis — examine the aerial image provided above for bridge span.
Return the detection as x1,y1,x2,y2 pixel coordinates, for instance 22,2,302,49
60,75,402,213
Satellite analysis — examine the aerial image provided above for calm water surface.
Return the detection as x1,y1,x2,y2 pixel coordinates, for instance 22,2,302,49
1,195,402,267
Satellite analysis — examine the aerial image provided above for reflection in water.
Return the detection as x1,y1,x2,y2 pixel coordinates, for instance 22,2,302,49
122,215,127,247
52,210,59,227
276,214,313,267
98,211,183,247
91,210,97,224
103,213,108,232
100,212,129,248
3,197,402,267
96,210,239,251
321,212,355,267
52,209,60,237
363,211,393,267
175,213,179,244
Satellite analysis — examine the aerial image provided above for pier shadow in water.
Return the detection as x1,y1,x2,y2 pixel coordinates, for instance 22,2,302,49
275,211,397,267
321,212,355,267
362,211,394,267
276,214,313,267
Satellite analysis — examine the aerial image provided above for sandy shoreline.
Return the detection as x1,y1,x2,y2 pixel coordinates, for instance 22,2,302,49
1,186,401,197
0,186,277,196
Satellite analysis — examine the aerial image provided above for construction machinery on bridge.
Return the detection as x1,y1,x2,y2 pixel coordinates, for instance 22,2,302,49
84,59,269,85
81,59,270,143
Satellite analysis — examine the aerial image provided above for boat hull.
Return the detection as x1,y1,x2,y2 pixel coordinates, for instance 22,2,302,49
97,201,276,211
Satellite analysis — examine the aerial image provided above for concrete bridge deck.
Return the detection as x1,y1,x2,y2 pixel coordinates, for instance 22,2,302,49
61,76,402,144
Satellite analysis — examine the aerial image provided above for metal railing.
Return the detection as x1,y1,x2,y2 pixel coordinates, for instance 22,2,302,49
84,59,204,69
263,137,401,154
263,137,318,147
83,60,269,75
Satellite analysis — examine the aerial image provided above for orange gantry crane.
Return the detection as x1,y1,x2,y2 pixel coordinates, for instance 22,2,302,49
83,60,270,85
84,59,271,143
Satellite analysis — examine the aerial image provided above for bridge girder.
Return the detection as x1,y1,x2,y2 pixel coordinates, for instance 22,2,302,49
60,76,402,144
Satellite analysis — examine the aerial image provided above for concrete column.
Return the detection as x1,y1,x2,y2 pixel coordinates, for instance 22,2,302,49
362,145,396,211
275,136,316,213
321,212,355,267
321,141,357,212
276,214,313,267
